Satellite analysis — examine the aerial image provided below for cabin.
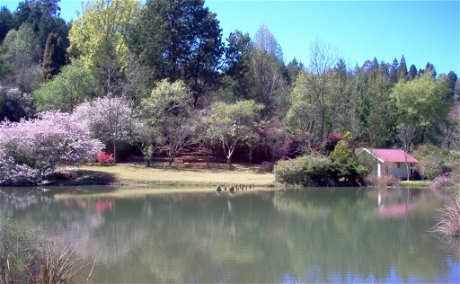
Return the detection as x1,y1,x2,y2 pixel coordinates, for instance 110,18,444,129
358,148,419,179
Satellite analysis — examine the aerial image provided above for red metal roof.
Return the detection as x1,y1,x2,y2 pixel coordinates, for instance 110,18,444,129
369,148,418,163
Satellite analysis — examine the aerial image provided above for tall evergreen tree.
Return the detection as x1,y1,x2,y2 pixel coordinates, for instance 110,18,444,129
425,62,437,78
285,58,304,86
408,64,417,80
221,30,252,100
389,58,399,83
371,57,379,71
444,71,457,99
379,61,389,78
0,7,14,43
42,32,66,80
398,55,408,81
130,0,224,106
13,0,69,53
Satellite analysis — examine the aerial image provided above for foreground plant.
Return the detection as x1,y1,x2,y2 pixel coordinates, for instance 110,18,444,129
431,198,460,237
0,216,80,283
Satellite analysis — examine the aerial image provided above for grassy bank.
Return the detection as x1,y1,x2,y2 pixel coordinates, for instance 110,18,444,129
58,163,275,188
400,180,432,187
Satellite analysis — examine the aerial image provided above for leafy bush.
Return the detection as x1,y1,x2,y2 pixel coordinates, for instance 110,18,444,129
329,140,366,181
96,152,113,165
274,154,333,186
412,144,460,180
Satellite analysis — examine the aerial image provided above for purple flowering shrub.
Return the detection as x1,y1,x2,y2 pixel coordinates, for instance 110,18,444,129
0,111,103,185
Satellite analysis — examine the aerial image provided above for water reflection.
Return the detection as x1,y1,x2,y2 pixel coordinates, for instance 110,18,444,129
0,187,458,283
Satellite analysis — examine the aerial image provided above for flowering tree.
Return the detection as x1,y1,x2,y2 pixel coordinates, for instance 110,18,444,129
0,111,103,185
72,96,143,163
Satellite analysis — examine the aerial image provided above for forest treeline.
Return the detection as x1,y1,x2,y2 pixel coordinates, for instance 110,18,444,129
0,0,459,167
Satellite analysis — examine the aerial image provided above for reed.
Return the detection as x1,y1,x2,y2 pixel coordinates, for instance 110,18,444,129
431,198,460,237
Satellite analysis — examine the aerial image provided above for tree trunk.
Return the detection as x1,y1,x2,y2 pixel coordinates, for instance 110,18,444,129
227,156,232,169
113,140,117,165
405,162,410,181
320,108,326,142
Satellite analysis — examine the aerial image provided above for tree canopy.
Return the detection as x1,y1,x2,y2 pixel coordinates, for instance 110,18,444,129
130,0,224,106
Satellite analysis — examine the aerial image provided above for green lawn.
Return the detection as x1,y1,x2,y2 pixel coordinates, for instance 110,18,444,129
400,180,432,187
61,163,276,188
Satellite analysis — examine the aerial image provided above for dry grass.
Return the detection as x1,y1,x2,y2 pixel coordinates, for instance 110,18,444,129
365,175,401,189
66,163,275,187
431,198,460,237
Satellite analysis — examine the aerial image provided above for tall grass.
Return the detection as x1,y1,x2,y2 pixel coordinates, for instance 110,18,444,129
431,198,460,237
364,175,401,189
40,245,79,284
0,216,81,283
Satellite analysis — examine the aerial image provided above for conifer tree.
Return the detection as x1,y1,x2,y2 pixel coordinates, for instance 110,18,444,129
425,62,437,78
445,71,457,99
389,58,399,83
42,32,66,80
398,55,408,81
408,64,417,80
130,0,224,106
0,7,14,43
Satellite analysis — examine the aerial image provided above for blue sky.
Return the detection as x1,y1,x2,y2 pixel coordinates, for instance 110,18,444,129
3,0,459,74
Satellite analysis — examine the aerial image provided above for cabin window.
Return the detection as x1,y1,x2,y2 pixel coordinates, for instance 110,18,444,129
397,163,401,168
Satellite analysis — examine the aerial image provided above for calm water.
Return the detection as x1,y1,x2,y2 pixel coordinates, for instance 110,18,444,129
0,187,459,283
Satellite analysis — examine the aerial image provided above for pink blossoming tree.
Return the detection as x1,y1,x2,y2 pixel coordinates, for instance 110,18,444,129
72,96,148,164
0,111,103,185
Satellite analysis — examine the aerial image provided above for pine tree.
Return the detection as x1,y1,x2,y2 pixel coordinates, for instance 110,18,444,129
43,32,66,80
379,61,389,78
398,55,408,81
425,62,437,78
0,7,14,43
389,58,398,83
445,71,457,99
408,64,417,80
129,0,224,106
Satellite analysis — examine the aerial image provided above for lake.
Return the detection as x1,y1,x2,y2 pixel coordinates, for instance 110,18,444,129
0,186,459,283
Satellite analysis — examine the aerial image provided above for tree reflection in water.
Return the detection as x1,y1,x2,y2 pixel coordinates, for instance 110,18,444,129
0,187,458,283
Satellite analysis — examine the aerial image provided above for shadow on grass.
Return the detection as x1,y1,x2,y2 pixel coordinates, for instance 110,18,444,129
49,170,117,186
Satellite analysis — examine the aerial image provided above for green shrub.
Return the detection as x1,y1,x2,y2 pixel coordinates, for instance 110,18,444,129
274,154,333,186
412,145,460,180
329,141,367,181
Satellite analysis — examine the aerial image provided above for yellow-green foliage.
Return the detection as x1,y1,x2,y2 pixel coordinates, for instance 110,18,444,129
391,73,453,128
68,0,140,68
